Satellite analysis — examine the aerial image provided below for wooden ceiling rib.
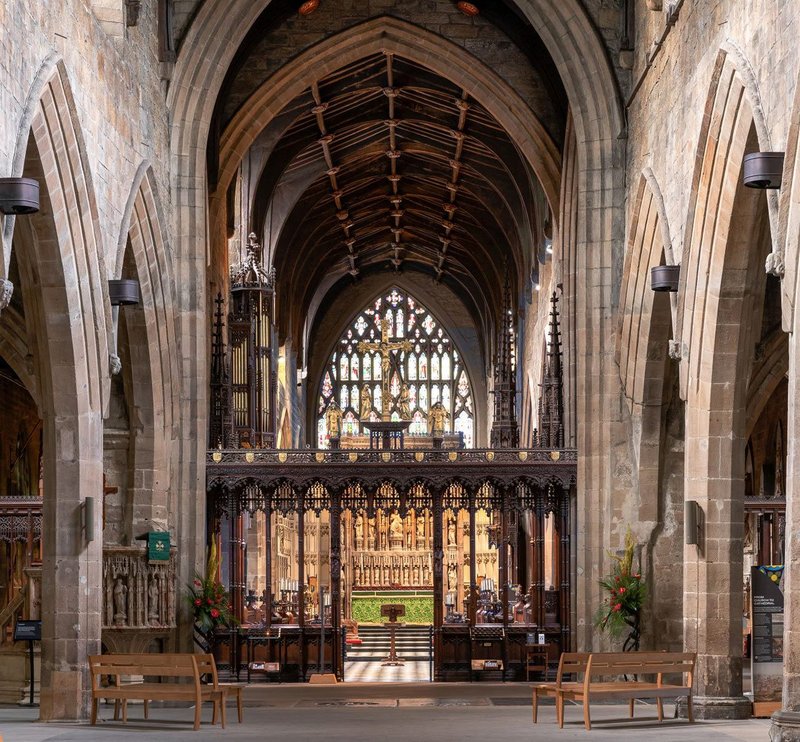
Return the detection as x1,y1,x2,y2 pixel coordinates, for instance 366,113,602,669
257,53,542,344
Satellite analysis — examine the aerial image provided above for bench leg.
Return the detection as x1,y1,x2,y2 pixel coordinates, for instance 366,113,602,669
558,694,565,729
114,699,120,720
629,699,634,718
237,690,243,723
143,699,149,720
220,695,227,729
90,697,98,725
687,694,694,723
212,699,218,726
193,700,201,731
122,700,128,723
583,698,591,731
657,698,663,722
532,690,538,723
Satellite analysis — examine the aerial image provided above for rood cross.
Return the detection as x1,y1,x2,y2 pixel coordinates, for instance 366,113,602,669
357,319,412,421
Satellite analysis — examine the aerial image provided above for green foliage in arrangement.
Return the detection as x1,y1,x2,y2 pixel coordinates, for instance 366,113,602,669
187,541,237,633
594,527,646,640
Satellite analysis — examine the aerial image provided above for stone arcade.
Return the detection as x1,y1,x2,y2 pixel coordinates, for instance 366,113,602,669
0,0,800,738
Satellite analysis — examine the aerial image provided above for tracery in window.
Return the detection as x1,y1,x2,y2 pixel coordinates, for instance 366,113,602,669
318,289,475,447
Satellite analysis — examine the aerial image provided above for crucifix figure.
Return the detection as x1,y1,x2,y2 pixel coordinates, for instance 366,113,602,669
357,319,412,421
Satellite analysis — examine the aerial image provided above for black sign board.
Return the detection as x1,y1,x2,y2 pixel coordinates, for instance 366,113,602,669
13,619,41,642
752,567,784,664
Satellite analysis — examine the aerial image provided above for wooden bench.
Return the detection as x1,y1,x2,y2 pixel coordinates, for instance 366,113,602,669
556,651,696,730
532,652,589,725
89,653,231,730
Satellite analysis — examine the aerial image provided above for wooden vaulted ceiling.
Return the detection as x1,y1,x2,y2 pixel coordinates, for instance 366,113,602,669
248,52,545,345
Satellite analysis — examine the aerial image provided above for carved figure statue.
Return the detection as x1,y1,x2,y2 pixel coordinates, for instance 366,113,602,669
325,399,343,438
360,384,372,420
428,401,449,437
148,575,160,624
113,577,128,625
447,517,456,547
448,563,457,591
398,383,411,420
416,516,425,542
354,563,361,586
412,563,420,585
355,513,364,545
368,517,376,546
390,512,403,538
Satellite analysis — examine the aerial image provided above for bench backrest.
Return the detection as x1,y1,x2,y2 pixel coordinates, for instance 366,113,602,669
585,652,696,687
194,653,221,688
555,652,590,685
88,653,216,691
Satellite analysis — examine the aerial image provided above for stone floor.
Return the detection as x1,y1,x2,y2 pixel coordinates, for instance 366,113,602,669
343,659,431,682
0,683,769,741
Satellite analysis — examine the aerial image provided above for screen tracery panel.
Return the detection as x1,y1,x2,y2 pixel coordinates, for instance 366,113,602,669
317,288,475,447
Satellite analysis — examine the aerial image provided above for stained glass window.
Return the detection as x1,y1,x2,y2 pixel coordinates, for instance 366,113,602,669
317,288,475,447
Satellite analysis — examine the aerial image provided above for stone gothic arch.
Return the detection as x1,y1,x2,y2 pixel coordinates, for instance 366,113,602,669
776,62,800,721
677,47,775,716
167,0,625,651
616,170,683,651
10,61,110,719
113,164,180,537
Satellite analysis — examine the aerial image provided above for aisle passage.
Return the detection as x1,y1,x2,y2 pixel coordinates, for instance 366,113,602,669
344,625,432,682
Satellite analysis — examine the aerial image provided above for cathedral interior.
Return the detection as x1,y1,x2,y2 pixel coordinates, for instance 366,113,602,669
0,0,800,737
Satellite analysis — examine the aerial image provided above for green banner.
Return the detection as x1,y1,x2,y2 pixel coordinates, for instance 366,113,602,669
148,531,170,562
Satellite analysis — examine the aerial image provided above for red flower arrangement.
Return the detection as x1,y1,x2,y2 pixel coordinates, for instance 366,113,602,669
187,542,237,633
594,528,646,650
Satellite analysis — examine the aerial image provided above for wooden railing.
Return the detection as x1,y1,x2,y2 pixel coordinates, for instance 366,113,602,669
0,583,26,645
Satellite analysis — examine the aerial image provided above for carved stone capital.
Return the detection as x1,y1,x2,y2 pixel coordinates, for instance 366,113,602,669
668,339,682,361
766,251,785,278
0,278,13,311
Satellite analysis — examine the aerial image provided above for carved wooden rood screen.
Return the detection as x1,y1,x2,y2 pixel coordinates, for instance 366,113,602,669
207,449,575,681
207,237,575,681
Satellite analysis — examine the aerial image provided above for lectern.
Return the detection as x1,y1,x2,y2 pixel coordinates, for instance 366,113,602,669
381,603,406,666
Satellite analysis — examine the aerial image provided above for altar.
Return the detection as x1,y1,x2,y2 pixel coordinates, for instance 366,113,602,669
351,590,433,625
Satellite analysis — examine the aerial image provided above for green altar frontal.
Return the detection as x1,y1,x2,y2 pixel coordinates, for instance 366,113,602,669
351,590,434,624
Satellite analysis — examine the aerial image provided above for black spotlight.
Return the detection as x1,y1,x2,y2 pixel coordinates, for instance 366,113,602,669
743,152,784,189
650,265,680,292
0,178,40,215
108,279,141,306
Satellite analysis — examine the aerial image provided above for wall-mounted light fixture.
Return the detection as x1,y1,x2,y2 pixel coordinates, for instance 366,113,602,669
685,499,700,545
298,0,319,15
108,279,141,375
83,496,96,542
0,178,40,313
743,152,784,189
0,178,40,215
650,264,680,292
457,1,480,15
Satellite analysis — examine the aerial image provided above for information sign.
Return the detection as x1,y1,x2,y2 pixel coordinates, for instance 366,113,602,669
148,531,170,562
13,620,41,642
751,565,784,714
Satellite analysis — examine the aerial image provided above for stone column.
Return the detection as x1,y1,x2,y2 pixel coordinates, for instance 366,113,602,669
39,412,103,720
771,331,800,739
682,400,750,719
